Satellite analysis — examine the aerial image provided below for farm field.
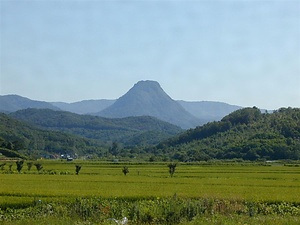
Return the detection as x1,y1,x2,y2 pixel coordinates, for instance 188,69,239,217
0,160,300,224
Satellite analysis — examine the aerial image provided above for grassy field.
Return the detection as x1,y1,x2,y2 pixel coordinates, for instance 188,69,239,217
1,161,300,203
0,160,300,224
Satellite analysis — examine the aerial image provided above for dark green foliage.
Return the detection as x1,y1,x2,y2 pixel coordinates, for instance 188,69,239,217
34,163,43,172
156,107,300,161
0,148,27,159
75,165,82,175
122,166,129,176
2,107,299,161
8,163,12,171
109,142,120,156
0,113,106,157
221,106,262,125
168,163,177,177
27,162,33,171
16,160,24,173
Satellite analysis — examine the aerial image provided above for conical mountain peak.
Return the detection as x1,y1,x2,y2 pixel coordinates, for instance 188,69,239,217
97,80,202,128
133,80,161,89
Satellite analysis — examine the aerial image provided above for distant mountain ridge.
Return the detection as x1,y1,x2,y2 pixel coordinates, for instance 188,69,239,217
0,95,60,113
178,100,242,123
51,99,116,114
96,80,203,129
0,81,246,128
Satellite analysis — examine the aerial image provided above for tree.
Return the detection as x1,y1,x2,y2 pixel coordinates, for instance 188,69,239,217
16,160,24,173
149,156,156,162
168,163,177,177
6,142,14,150
75,165,82,175
109,142,120,156
8,163,13,171
122,166,129,176
34,163,43,172
27,162,33,171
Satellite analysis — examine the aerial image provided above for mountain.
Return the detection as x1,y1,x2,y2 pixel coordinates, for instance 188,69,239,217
96,80,203,129
153,107,300,161
10,108,182,146
0,113,105,157
178,100,241,123
51,99,115,114
1,86,244,127
0,95,60,113
52,99,242,124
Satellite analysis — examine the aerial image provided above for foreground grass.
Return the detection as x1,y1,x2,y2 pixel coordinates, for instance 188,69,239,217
1,215,300,225
0,197,299,224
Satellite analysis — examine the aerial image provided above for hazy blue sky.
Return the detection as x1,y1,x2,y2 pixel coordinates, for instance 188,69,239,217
0,0,299,109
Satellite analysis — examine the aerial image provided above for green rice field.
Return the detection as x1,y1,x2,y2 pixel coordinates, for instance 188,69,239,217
1,161,300,203
0,160,300,224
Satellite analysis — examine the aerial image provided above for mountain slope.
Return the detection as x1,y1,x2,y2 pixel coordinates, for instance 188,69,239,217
0,95,60,113
154,107,300,161
178,100,241,122
51,99,115,114
0,113,105,157
11,108,182,146
96,80,203,129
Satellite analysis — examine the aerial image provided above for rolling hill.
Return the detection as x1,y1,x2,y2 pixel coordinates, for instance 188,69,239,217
0,113,105,157
153,107,300,161
10,108,182,146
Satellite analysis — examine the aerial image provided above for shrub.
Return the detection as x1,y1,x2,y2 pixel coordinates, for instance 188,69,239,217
34,163,43,172
27,162,33,171
122,166,129,176
75,165,82,175
168,163,177,177
16,160,24,173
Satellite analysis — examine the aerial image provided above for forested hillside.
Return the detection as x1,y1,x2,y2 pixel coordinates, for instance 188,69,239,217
2,107,299,161
0,113,106,157
154,107,300,161
10,108,182,146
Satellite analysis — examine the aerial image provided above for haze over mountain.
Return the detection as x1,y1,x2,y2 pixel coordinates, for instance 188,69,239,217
178,101,242,123
51,99,116,114
50,97,241,122
96,80,203,129
0,95,60,113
